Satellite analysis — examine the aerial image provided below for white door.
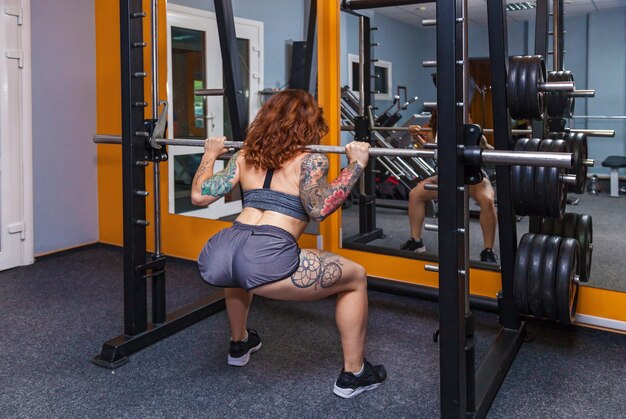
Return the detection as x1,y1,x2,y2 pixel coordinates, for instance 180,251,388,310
166,4,263,220
0,0,34,270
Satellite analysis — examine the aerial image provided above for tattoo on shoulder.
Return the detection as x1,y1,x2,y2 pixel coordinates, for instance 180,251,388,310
200,151,240,197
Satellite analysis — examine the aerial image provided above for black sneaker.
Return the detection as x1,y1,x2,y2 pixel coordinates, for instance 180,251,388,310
228,329,262,367
400,238,426,253
480,248,498,264
333,360,387,399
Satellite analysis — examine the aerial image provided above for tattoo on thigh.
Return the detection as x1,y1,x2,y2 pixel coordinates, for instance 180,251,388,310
291,251,343,289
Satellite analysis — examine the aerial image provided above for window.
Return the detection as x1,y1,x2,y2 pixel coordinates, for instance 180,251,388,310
348,53,392,101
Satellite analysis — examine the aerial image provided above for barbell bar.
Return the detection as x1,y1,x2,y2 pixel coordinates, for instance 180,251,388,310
341,124,612,141
341,125,533,135
93,134,574,169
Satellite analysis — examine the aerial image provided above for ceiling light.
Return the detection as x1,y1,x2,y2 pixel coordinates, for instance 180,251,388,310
505,1,537,12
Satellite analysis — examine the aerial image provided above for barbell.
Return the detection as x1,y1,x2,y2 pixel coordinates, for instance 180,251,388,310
93,134,575,169
341,125,614,139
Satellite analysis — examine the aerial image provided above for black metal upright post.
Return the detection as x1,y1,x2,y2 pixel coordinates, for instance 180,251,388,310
357,15,379,239
533,0,550,137
486,0,520,332
214,0,248,140
120,0,149,337
93,0,226,369
436,0,468,416
304,0,318,95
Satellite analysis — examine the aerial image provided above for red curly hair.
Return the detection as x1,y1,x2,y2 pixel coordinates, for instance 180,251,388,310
243,89,328,169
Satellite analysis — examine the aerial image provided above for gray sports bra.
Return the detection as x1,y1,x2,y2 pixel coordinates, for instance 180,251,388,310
242,169,310,222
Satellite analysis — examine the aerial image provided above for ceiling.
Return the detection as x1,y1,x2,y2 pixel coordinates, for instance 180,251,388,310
374,0,626,26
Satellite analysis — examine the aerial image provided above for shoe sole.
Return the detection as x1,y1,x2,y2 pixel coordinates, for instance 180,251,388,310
414,247,426,253
333,382,382,399
227,342,262,367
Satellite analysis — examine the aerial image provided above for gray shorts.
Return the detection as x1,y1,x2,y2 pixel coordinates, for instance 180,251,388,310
198,222,300,291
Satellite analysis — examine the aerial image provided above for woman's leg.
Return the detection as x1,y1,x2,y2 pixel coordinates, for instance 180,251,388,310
469,178,497,249
253,249,368,373
407,176,439,240
224,288,253,342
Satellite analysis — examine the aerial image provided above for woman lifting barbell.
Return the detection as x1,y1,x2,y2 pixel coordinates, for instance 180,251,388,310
400,109,499,264
192,89,386,399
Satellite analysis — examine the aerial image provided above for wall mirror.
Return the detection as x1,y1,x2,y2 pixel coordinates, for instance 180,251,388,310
339,1,626,294
165,0,317,230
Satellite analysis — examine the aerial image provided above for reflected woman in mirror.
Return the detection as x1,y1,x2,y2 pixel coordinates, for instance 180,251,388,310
400,108,498,263
191,89,386,398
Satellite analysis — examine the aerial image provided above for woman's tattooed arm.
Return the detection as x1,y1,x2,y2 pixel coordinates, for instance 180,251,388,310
190,151,240,207
299,153,363,221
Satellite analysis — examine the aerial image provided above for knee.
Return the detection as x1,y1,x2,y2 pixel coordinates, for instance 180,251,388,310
409,185,426,203
349,264,368,290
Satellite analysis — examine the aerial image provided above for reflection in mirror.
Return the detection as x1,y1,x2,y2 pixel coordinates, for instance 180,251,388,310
165,0,316,226
339,2,626,294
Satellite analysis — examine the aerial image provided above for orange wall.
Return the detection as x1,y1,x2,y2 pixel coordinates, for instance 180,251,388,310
95,0,626,327
95,0,316,260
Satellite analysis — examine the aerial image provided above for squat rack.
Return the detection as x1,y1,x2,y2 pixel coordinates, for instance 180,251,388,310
96,0,573,417
92,0,248,369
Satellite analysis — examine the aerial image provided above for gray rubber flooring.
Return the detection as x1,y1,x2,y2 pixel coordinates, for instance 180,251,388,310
0,245,625,418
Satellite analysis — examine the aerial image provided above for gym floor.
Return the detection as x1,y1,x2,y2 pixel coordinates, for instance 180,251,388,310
1,245,625,418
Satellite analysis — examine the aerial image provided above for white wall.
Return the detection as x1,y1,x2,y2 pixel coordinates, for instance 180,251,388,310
31,0,98,254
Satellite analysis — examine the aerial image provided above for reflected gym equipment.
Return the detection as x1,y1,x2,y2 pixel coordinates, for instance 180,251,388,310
529,213,593,283
514,233,580,325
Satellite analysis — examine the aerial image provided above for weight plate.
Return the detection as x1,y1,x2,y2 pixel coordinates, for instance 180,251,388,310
528,216,543,234
576,214,593,282
551,217,564,237
544,140,567,219
541,217,555,235
542,235,562,321
575,133,588,194
528,234,549,318
546,71,562,117
512,138,530,215
565,135,581,194
564,71,575,117
514,233,535,315
546,70,570,118
517,56,530,118
561,212,579,239
522,138,541,216
552,140,568,218
555,237,580,325
548,131,566,140
508,56,522,119
534,139,553,217
526,56,545,119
